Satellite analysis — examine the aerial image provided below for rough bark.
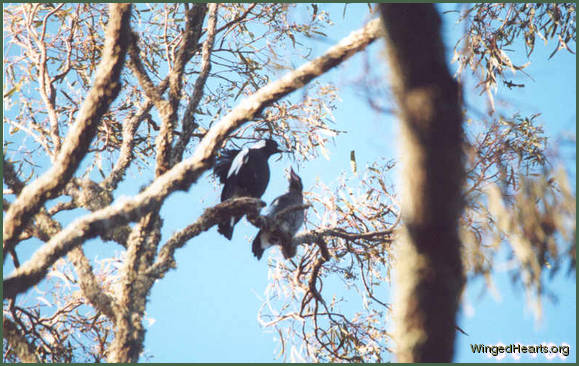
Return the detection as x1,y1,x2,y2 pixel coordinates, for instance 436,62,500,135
156,4,208,176
3,18,383,300
4,163,118,321
3,318,40,363
3,3,133,259
171,3,219,165
108,211,161,362
379,4,465,362
106,7,213,362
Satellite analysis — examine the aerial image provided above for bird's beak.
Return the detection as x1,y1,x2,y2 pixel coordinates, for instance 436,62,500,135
289,167,299,180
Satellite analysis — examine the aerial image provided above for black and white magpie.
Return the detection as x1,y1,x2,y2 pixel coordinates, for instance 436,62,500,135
214,139,281,240
252,167,304,260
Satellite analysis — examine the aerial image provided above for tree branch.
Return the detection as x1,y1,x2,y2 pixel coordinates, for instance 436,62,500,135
36,4,64,157
101,103,157,192
127,33,166,105
67,247,118,321
156,4,207,176
3,3,133,260
147,197,265,279
5,162,119,320
3,317,40,363
3,159,25,194
3,17,383,299
172,3,219,165
108,209,161,362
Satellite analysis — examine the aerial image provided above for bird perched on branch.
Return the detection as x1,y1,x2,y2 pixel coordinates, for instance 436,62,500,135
252,167,304,260
213,139,281,240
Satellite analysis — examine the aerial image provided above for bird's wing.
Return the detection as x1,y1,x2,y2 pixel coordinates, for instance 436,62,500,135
266,192,300,216
266,193,289,216
214,149,240,184
268,191,304,233
227,147,250,179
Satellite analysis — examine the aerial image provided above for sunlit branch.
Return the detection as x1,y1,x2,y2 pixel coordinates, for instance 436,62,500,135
172,3,219,165
5,162,120,321
3,3,133,260
101,103,157,192
147,197,265,279
36,4,65,157
3,16,383,300
67,247,118,322
156,4,207,176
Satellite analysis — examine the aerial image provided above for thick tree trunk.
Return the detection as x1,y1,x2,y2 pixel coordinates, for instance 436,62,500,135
379,4,465,362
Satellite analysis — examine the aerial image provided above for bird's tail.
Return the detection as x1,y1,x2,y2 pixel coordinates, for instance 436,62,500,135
218,216,239,240
213,149,240,184
252,231,265,259
252,231,275,260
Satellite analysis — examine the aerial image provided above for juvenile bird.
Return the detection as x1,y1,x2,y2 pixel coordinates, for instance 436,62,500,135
252,167,304,260
214,139,281,240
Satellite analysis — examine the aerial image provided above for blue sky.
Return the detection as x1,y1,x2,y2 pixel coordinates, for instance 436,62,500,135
143,4,576,362
3,3,575,363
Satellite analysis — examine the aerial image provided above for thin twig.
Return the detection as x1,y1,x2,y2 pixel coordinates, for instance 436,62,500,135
3,18,383,299
3,3,133,259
